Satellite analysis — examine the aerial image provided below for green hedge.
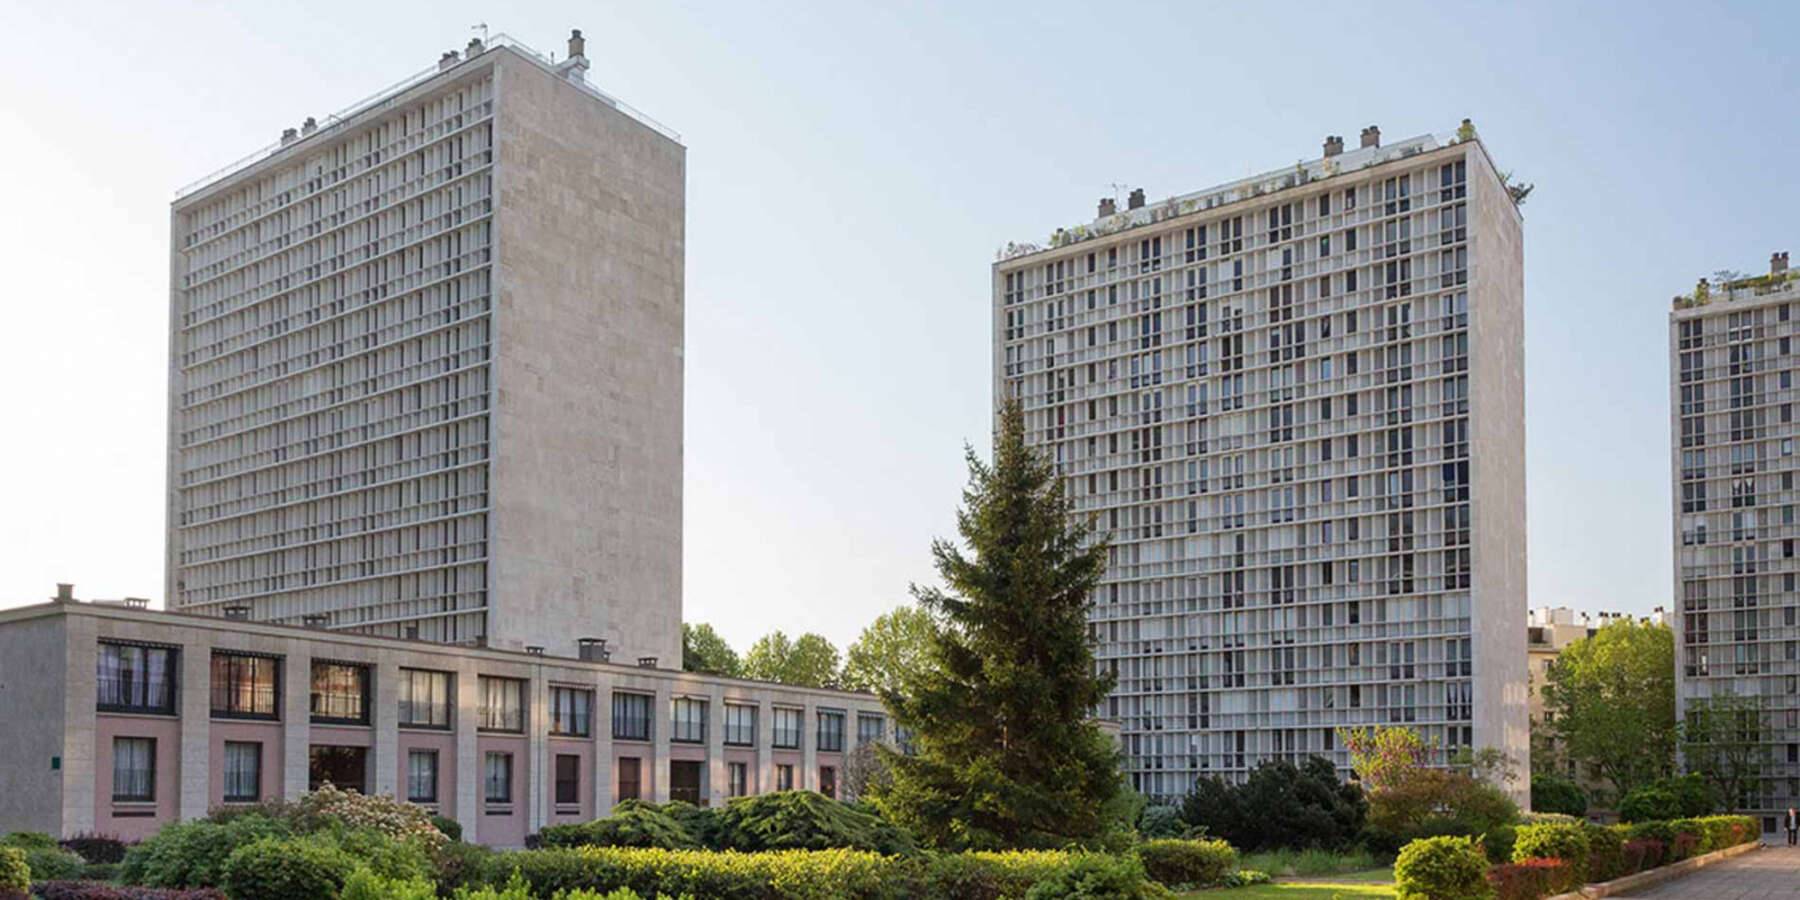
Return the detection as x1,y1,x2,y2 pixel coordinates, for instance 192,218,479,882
219,836,356,900
1394,836,1492,900
1134,838,1236,888
1511,823,1589,872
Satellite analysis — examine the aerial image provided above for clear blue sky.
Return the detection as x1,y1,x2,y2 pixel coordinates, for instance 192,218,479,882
1,0,1795,653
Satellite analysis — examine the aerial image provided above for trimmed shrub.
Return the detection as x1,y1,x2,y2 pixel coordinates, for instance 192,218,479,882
1,847,28,894
119,816,292,889
1581,823,1624,883
218,836,355,900
433,838,500,893
1020,853,1153,900
1134,839,1235,888
0,837,54,852
1669,831,1700,862
58,835,128,866
1692,815,1757,852
1178,756,1365,852
1624,820,1675,846
918,851,1079,900
497,846,899,900
1621,838,1664,874
1511,823,1589,874
539,802,700,851
1481,825,1517,865
1486,858,1576,900
29,886,226,900
430,815,463,843
0,837,82,885
1220,870,1271,887
338,868,436,900
1394,836,1493,900
1517,812,1577,826
712,792,914,855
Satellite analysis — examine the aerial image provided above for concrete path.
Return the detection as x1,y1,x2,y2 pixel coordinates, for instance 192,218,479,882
1625,844,1800,898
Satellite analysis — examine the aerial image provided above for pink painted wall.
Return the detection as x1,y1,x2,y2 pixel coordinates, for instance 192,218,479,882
208,720,284,807
476,735,528,847
396,730,457,812
546,738,592,823
668,743,705,762
94,715,180,842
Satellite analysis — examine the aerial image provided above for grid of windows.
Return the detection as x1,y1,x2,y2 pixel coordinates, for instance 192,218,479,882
997,145,1508,798
169,76,499,643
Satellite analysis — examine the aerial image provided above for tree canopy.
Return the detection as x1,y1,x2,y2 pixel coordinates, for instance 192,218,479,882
1541,619,1677,800
681,623,741,677
840,604,937,696
742,630,841,688
868,401,1127,850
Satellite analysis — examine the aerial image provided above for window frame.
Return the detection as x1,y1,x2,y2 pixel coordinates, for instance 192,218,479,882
670,696,707,744
398,668,453,730
407,749,440,804
97,641,179,716
484,751,514,805
111,736,156,803
477,675,527,733
222,740,262,803
210,651,281,721
554,754,581,806
612,691,652,742
723,703,757,746
771,706,802,749
309,660,371,725
817,709,846,753
549,685,593,737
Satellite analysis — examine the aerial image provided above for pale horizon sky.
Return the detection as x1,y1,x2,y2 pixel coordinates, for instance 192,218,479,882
2,0,1796,654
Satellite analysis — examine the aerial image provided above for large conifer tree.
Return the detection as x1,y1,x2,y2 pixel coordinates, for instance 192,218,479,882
870,401,1126,849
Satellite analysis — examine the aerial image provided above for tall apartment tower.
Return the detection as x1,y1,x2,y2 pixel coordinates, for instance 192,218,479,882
1670,251,1800,830
992,125,1528,799
166,32,684,664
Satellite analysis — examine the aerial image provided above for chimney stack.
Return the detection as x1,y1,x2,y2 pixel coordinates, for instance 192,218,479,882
1127,188,1146,210
466,37,485,57
637,656,659,668
53,583,74,603
568,29,586,60
1773,251,1789,276
280,127,299,146
1323,135,1344,157
1097,197,1116,218
438,50,461,71
1360,125,1381,148
301,116,318,136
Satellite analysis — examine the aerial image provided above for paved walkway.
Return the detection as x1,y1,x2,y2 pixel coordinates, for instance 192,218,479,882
1625,844,1800,898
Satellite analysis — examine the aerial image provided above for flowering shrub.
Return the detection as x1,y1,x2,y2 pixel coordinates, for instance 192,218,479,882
1486,857,1575,900
293,785,446,852
1510,823,1589,873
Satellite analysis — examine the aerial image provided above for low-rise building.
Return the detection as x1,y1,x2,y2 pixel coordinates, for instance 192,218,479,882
0,588,887,846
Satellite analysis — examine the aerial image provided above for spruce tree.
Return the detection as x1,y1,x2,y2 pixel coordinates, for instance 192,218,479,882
870,400,1126,849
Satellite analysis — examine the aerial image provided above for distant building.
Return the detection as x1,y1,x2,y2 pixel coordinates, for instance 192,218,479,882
1670,250,1800,831
1526,605,1665,788
0,587,886,845
992,123,1529,800
165,31,684,664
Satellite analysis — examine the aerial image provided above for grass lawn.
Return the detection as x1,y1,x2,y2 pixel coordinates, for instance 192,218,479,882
1179,869,1396,899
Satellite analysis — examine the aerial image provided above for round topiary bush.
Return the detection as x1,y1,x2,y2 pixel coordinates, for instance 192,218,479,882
1135,838,1236,887
219,836,356,900
0,846,28,896
1394,836,1493,900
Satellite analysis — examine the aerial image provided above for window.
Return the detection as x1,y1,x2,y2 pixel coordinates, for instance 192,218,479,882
857,713,885,745
211,652,279,720
550,687,592,737
97,642,177,715
671,697,707,743
613,692,652,741
398,669,452,729
670,760,704,805
407,750,439,803
309,745,368,793
112,737,155,802
310,661,369,724
728,762,748,797
724,703,756,746
555,754,581,806
484,752,513,804
776,763,795,791
617,757,642,801
478,676,525,732
819,765,838,799
772,707,802,749
223,741,261,803
817,710,846,752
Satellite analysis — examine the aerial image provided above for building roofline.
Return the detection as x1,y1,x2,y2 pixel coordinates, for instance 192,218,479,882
0,599,875,701
173,34,681,207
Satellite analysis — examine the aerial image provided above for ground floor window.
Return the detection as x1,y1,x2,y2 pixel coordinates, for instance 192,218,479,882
617,757,641,801
728,761,748,797
407,750,439,804
484,752,513,804
776,763,794,792
309,745,367,794
819,765,837,799
670,760,704,806
555,754,581,806
112,737,155,802
222,741,261,803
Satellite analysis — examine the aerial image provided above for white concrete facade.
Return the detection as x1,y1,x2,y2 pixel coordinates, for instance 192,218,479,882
165,35,683,665
991,127,1529,801
0,600,883,846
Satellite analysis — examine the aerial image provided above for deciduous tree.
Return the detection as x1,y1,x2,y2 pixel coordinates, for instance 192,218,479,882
681,623,741,677
1541,620,1677,800
840,605,937,696
742,630,840,688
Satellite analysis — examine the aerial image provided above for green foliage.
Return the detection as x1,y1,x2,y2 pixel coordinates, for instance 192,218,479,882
1134,806,1192,840
432,840,500,894
1487,858,1576,900
0,834,83,883
1529,774,1587,818
658,801,722,849
0,847,28,894
120,816,293,888
1236,848,1378,878
840,605,938,696
1178,756,1366,851
1618,774,1711,823
1365,767,1518,851
1481,825,1516,865
712,791,914,855
1339,727,1433,794
917,850,1085,900
1393,836,1493,900
872,403,1126,851
1510,824,1589,876
539,801,702,850
340,867,437,900
1220,869,1272,888
1582,822,1625,883
682,623,742,678
1020,853,1157,900
1134,838,1235,888
490,846,898,900
59,834,129,865
1680,693,1766,814
432,814,465,843
742,631,841,688
219,836,355,900
1542,620,1677,799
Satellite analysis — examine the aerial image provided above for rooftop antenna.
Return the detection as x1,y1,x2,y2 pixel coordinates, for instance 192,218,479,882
1106,183,1130,206
471,22,489,42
